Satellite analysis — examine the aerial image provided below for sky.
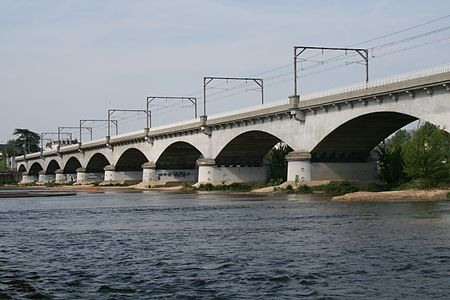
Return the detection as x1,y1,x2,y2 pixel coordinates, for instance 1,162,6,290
1,0,450,143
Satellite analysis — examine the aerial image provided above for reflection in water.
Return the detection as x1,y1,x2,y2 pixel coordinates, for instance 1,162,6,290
0,192,449,299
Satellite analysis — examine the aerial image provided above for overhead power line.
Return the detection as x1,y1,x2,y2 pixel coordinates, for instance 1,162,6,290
99,15,450,126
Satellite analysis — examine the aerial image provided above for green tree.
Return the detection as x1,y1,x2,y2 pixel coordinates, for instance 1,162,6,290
377,141,406,185
4,140,17,156
376,129,411,185
265,143,293,182
402,123,450,184
13,128,40,155
386,129,411,151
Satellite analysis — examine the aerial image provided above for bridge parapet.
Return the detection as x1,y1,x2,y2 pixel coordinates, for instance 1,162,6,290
301,64,450,102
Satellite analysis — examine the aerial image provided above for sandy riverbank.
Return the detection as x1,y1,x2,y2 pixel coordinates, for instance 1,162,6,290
332,189,450,202
3,184,450,202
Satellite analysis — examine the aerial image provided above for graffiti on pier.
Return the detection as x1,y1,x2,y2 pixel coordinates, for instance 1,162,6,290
157,171,194,181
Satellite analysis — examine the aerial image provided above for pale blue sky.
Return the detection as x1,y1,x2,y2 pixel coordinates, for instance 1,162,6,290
1,0,450,142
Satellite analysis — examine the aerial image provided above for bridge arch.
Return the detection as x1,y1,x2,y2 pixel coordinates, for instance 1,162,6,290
63,157,82,173
18,164,27,172
86,153,110,173
311,112,417,162
46,160,61,174
214,130,289,166
156,141,202,169
115,148,149,171
28,162,43,175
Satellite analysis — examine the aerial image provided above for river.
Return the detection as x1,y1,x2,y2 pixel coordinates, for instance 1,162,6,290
1,191,450,299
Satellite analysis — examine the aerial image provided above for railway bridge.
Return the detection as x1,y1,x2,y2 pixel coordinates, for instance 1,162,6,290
15,65,450,185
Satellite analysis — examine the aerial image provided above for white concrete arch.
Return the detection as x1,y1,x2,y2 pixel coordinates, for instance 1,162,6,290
62,156,82,172
85,152,111,171
112,146,150,166
154,141,203,164
303,89,450,153
58,148,111,170
113,148,149,170
212,129,287,165
148,135,209,162
209,122,299,158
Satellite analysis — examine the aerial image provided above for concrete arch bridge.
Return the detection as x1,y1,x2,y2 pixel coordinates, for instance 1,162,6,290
15,65,450,185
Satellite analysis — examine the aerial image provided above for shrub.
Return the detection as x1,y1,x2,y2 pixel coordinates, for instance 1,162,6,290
197,182,253,191
402,123,450,185
297,185,312,194
313,182,360,195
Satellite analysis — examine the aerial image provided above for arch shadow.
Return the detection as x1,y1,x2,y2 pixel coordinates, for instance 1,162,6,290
86,153,110,173
28,162,43,175
116,148,148,171
311,112,417,162
64,157,82,174
156,142,202,169
215,130,286,166
46,160,61,174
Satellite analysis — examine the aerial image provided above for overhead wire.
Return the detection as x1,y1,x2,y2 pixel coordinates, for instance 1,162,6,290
98,15,450,128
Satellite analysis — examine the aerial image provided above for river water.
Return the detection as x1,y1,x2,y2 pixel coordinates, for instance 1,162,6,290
0,191,450,299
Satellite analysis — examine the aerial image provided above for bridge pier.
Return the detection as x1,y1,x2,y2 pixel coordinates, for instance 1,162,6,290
102,165,142,184
21,172,38,184
197,158,267,184
142,162,157,183
55,169,65,183
103,165,116,182
142,162,198,186
75,167,103,184
55,169,77,184
285,151,378,183
155,169,197,184
286,151,311,184
197,158,216,184
38,170,55,184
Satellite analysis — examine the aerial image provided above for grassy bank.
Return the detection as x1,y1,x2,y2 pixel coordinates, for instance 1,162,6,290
278,182,390,196
276,180,450,196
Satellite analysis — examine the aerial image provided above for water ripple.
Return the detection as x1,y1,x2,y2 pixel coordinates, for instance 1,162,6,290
1,192,450,298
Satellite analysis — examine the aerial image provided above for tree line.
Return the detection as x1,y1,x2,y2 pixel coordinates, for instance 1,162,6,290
377,122,450,187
